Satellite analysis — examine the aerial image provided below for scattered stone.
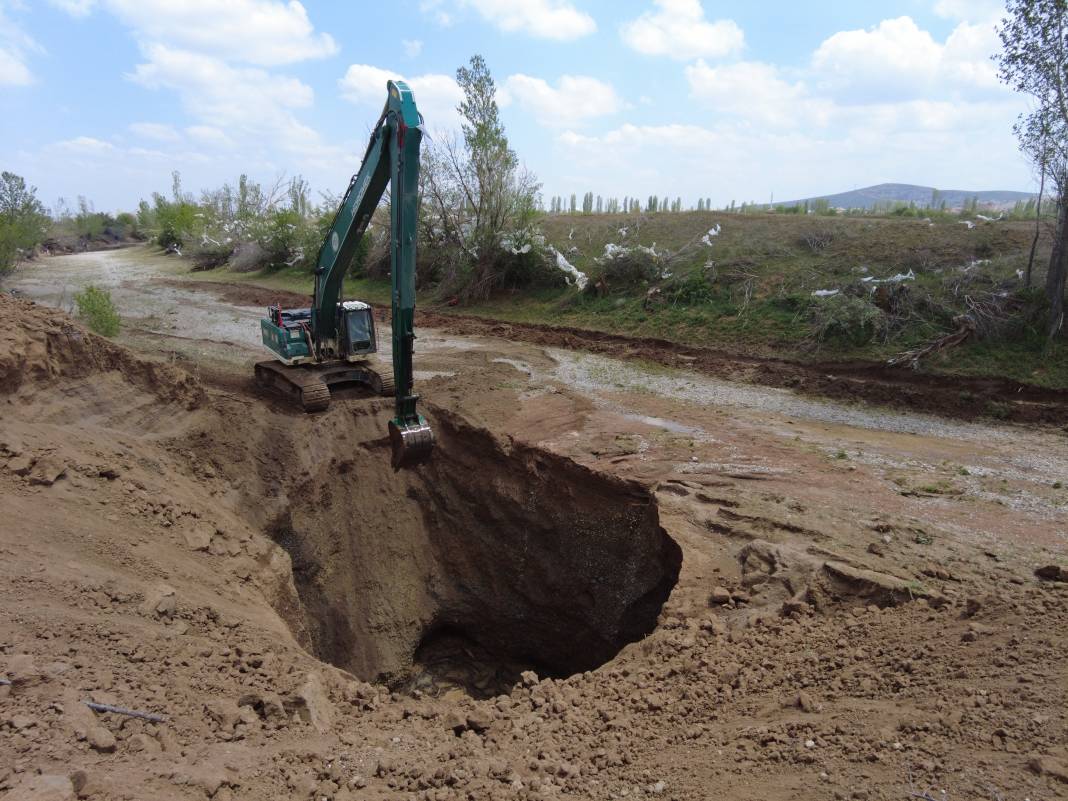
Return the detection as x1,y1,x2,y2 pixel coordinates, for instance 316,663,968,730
796,691,818,713
1035,565,1067,583
1029,755,1068,783
710,586,732,605
204,699,242,734
520,670,539,688
295,671,333,733
140,583,177,618
27,456,67,486
87,726,116,753
6,454,35,476
866,542,885,557
183,520,215,551
13,774,75,801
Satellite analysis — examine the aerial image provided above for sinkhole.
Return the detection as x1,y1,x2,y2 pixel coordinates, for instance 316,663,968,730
266,407,681,698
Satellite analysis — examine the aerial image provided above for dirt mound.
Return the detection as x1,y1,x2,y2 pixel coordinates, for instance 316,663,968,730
0,294,202,408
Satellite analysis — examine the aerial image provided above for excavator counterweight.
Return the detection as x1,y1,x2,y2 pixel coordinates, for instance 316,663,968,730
255,80,433,469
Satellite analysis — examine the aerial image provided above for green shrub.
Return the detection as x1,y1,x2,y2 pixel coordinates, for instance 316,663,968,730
74,285,120,337
807,294,887,345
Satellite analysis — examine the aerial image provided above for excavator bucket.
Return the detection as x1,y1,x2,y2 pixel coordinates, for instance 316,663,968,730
389,418,435,470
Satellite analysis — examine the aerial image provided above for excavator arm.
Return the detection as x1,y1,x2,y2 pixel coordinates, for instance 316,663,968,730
312,80,433,468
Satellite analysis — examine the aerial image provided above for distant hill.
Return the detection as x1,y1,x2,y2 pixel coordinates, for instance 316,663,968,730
784,183,1035,211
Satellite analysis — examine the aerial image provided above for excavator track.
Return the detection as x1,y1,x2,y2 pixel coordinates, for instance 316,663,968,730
254,359,393,414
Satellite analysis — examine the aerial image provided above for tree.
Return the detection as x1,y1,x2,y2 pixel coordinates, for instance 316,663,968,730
421,54,541,300
0,171,49,273
996,0,1068,338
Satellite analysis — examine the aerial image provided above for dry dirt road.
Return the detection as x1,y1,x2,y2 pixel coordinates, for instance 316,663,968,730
1,247,1067,801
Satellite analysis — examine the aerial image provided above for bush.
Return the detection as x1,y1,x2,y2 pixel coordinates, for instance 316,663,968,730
74,285,120,337
587,248,661,294
807,294,887,346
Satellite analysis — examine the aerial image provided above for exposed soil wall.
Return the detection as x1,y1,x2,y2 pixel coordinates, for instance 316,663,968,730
267,405,682,690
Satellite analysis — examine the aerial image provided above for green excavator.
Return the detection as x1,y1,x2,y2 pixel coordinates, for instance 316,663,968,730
254,80,434,469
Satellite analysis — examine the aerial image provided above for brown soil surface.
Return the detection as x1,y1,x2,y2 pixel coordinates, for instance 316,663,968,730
2,274,1068,801
176,279,1068,425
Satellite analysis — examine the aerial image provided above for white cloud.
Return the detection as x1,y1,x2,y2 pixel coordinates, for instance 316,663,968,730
128,44,323,158
55,136,117,154
461,0,595,40
48,0,97,16
338,64,464,132
812,17,940,101
0,2,41,86
0,46,31,86
933,0,1004,21
812,16,1004,102
403,39,423,58
54,0,337,65
501,74,622,127
686,60,831,128
129,121,181,142
186,125,234,147
420,0,452,26
621,0,743,60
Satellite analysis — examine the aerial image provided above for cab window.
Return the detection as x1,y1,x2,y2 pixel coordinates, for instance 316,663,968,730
346,310,373,350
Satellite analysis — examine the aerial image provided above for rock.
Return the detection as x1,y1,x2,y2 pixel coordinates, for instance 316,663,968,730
6,454,35,476
87,726,116,752
1035,565,1067,582
963,597,982,618
126,733,160,754
13,774,75,801
520,670,539,687
1029,755,1068,783
822,561,946,607
710,586,732,605
443,710,466,733
295,671,333,733
27,456,67,486
9,714,36,730
5,653,44,686
140,583,177,618
796,691,818,713
69,770,90,798
467,709,494,732
238,692,287,723
183,520,215,551
205,699,242,734
866,542,885,557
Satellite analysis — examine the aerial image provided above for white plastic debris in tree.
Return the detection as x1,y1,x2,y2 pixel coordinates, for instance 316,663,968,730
700,224,721,246
959,220,976,230
618,226,629,237
550,247,588,290
811,289,840,297
976,213,1004,222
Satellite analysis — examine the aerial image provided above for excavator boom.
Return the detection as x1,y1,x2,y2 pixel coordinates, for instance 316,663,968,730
258,80,433,469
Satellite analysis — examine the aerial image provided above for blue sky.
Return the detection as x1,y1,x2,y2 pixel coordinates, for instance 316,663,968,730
0,0,1031,212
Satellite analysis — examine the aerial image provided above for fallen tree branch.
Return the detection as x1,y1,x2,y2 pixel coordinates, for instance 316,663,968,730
85,701,166,723
887,317,975,369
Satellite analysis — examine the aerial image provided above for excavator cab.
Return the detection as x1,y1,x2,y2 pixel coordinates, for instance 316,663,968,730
339,301,377,358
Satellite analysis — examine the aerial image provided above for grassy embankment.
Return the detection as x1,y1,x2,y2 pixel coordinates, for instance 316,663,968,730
185,211,1068,389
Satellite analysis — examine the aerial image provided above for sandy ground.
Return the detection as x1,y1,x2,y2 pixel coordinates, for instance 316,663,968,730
1,248,1067,801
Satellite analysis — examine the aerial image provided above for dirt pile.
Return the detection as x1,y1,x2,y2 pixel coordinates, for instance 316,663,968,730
0,294,201,408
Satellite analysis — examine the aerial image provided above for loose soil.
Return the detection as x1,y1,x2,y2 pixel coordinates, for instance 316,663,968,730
1,251,1067,801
